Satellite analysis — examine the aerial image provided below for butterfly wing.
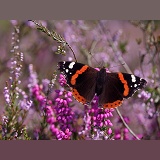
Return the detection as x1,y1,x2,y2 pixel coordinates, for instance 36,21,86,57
58,61,98,104
118,72,147,98
98,72,147,108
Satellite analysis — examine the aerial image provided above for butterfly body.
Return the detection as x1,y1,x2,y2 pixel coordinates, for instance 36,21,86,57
58,61,147,109
95,68,106,96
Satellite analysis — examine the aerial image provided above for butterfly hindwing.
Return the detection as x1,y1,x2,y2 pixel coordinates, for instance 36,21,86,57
98,72,124,108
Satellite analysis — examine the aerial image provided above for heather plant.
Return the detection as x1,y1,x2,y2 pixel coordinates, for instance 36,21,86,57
0,26,31,140
0,20,159,140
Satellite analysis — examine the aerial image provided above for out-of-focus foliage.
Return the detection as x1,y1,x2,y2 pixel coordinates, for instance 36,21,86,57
0,20,160,140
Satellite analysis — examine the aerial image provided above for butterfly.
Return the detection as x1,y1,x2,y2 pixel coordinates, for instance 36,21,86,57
58,61,147,108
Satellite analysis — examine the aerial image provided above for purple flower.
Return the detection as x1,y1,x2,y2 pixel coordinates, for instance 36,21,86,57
50,124,72,140
31,85,46,110
19,99,32,111
118,116,130,124
112,30,122,42
54,90,74,133
44,88,74,139
138,91,151,101
4,87,10,104
10,20,18,26
28,64,39,91
42,79,50,93
79,96,114,139
10,51,23,80
114,128,130,140
107,128,112,135
59,74,67,86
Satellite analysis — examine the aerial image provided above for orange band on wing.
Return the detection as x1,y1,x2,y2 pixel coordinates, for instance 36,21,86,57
118,72,129,96
72,88,86,104
103,100,123,109
71,65,88,85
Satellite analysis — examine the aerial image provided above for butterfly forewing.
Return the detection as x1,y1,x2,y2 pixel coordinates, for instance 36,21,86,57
58,61,98,104
119,73,147,98
58,61,85,87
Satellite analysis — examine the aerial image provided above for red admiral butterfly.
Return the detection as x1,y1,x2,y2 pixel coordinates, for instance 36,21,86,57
58,61,147,109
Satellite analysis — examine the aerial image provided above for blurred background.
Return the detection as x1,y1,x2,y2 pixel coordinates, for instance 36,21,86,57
0,20,160,139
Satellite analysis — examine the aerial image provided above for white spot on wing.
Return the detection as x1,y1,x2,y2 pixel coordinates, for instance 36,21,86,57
69,62,75,69
65,69,69,73
134,84,137,87
131,75,136,82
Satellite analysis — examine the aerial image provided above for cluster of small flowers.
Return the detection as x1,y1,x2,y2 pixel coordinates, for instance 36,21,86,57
79,96,114,140
138,90,151,101
4,26,32,111
4,27,23,105
54,90,74,130
138,90,157,119
28,72,73,140
46,74,76,140
1,115,21,139
112,30,123,43
19,99,32,111
114,116,129,140
58,74,67,86
28,64,44,109
114,128,130,140
45,105,71,140
146,104,157,119
31,84,47,110
10,27,24,82
4,87,10,105
88,107,113,129
28,64,39,92
91,129,112,140
43,73,57,94
15,87,32,111
1,116,8,137
113,116,141,140
50,125,72,140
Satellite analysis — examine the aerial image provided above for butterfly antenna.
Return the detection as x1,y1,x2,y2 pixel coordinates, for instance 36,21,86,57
109,63,125,69
88,51,104,67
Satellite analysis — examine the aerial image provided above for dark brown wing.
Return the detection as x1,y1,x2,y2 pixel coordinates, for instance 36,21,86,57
58,61,98,104
98,72,147,109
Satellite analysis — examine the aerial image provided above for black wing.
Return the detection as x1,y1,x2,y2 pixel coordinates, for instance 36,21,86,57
98,72,147,108
58,61,98,104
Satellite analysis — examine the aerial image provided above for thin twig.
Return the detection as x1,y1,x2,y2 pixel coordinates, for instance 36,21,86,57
30,20,77,62
66,42,77,62
115,108,140,140
98,21,140,140
112,43,141,140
